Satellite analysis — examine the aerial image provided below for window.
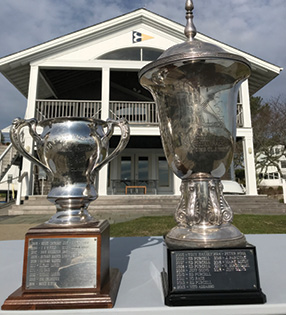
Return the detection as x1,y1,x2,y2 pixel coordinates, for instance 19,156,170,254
273,172,279,179
121,156,132,180
261,172,279,180
138,157,149,180
281,161,286,169
158,157,169,187
98,48,163,61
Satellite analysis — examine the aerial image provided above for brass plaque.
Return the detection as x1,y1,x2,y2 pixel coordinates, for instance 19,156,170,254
26,237,98,289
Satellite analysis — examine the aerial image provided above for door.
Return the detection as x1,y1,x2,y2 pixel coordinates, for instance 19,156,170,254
120,155,149,180
119,154,151,194
110,150,173,195
156,155,173,194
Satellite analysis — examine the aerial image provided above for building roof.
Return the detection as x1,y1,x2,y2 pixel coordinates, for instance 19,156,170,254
0,8,282,98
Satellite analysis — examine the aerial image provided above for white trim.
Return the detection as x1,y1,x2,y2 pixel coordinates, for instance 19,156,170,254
195,34,282,74
113,126,160,136
236,128,253,138
22,65,39,196
32,59,149,69
0,9,281,75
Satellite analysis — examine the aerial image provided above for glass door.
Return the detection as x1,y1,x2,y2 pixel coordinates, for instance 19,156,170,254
136,156,149,181
112,151,173,194
119,154,150,194
157,155,173,194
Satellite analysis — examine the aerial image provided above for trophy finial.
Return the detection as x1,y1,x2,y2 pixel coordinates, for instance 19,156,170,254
184,0,197,41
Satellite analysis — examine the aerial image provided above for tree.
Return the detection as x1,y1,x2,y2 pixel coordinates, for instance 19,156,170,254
252,96,286,181
234,96,286,184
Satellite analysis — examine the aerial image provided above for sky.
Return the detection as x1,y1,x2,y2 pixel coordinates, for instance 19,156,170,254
0,0,285,130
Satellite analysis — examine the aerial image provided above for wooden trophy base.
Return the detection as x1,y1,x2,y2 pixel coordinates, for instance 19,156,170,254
2,269,121,310
2,220,122,310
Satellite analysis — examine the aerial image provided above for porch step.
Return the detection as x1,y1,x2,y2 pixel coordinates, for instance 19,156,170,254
225,195,286,214
8,196,179,219
8,195,180,223
7,195,286,222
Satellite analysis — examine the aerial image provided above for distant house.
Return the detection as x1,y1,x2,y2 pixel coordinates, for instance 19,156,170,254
0,8,282,200
257,145,286,187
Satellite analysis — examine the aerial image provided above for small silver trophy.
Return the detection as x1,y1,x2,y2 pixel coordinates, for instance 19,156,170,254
2,116,130,310
10,117,130,224
139,0,265,306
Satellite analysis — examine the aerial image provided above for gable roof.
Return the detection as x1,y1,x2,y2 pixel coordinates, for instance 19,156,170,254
0,8,282,97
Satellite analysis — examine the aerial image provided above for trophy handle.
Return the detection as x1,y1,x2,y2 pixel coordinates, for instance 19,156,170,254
90,118,130,176
10,118,52,178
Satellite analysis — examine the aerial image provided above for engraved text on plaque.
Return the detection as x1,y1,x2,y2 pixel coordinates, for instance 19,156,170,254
26,237,98,290
170,248,258,292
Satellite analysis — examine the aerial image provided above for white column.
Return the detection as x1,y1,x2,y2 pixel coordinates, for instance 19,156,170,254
239,79,257,195
282,179,286,204
97,67,110,196
243,133,258,195
21,65,39,197
173,173,181,195
240,80,252,128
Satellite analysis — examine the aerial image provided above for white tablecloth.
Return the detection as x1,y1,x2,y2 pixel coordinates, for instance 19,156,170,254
0,234,286,314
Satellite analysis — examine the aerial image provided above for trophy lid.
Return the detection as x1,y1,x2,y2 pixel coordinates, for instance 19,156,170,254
139,0,251,78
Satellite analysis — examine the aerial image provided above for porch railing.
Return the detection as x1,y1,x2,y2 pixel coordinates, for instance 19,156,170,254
35,99,244,127
109,101,158,125
35,100,102,121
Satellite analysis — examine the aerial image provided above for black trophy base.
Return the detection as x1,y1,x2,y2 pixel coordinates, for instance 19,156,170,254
162,244,266,307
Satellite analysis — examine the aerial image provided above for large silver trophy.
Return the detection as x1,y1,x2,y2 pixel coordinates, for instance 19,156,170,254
139,0,266,306
2,117,130,310
139,5,250,250
11,117,130,224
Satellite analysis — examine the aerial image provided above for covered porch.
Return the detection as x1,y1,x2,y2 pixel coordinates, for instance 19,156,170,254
19,63,253,197
29,66,247,197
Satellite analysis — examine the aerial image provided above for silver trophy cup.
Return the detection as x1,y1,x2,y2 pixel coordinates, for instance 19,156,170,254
11,117,130,225
139,3,251,249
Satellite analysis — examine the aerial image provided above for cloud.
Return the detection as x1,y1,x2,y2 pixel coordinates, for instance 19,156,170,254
0,0,285,129
0,78,26,129
146,0,285,99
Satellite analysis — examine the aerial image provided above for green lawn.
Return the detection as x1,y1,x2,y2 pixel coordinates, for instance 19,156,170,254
110,214,286,237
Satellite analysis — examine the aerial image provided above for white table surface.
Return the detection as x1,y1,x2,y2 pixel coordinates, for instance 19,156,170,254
0,234,286,314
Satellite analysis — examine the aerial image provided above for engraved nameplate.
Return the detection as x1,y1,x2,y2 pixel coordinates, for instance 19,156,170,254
26,237,98,290
170,248,258,292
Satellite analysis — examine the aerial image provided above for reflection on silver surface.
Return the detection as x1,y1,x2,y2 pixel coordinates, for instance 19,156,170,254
11,117,130,225
139,1,250,248
141,60,248,179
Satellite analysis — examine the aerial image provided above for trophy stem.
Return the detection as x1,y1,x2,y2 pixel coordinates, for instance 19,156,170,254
166,173,246,249
47,208,95,225
46,197,95,225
